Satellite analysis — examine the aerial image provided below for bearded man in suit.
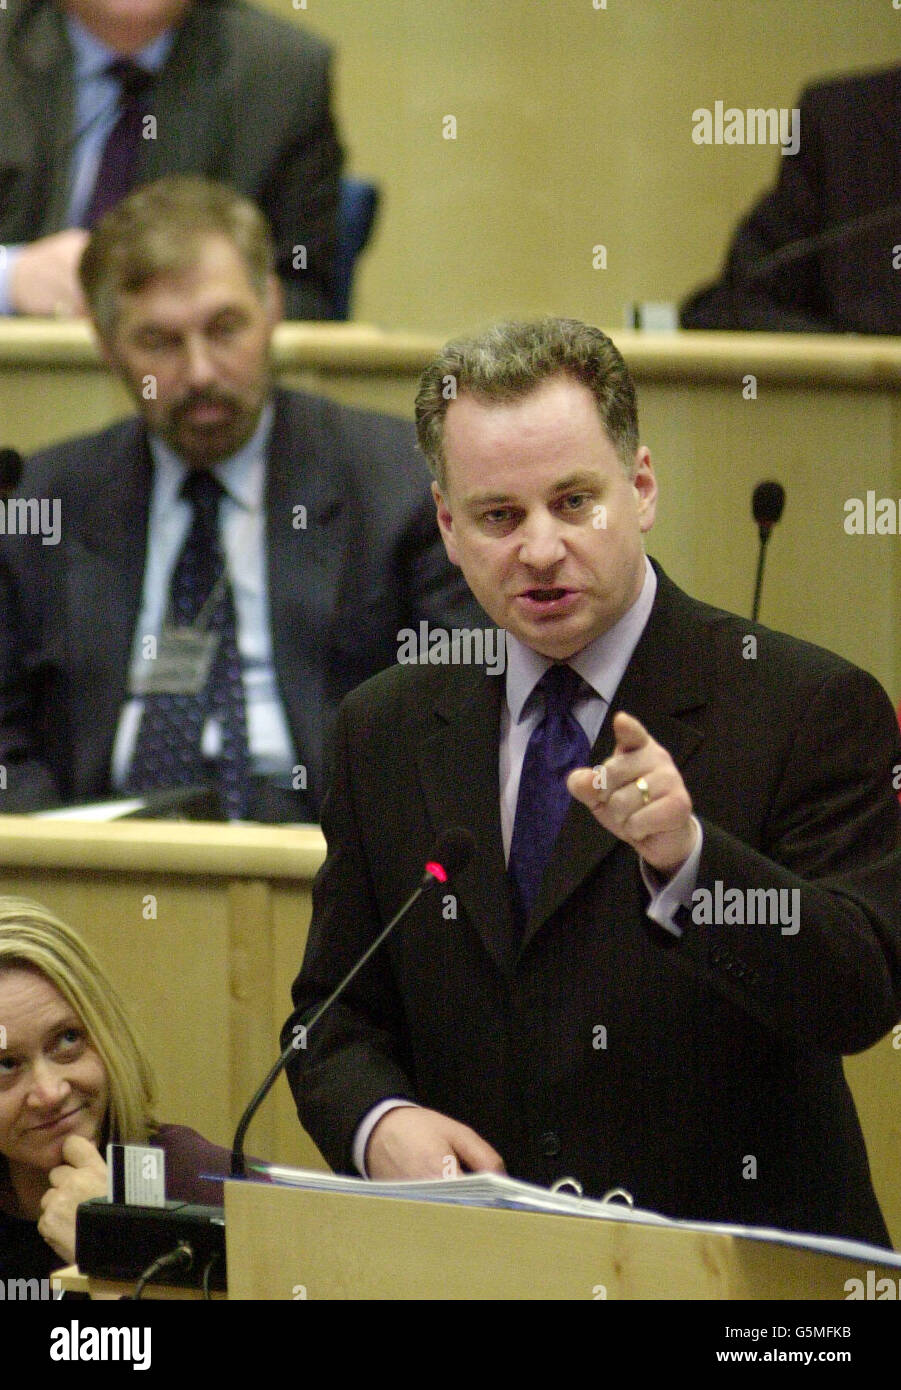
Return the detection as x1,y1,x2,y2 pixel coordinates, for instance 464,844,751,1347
0,0,341,318
0,176,480,821
284,317,901,1245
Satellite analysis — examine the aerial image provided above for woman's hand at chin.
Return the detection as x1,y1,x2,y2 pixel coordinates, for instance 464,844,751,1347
38,1134,109,1265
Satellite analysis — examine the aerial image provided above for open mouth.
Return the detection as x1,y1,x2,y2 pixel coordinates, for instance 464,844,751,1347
516,587,580,613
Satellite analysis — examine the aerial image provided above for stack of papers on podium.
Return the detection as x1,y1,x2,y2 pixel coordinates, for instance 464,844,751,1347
255,1165,659,1220
251,1164,901,1266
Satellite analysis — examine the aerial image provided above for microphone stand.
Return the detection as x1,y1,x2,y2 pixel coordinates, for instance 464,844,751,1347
751,528,771,623
230,845,469,1177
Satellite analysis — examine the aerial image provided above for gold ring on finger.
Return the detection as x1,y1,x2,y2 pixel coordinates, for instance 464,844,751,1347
635,776,650,806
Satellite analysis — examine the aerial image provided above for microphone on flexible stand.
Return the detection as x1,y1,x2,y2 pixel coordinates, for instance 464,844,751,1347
751,481,786,622
229,825,476,1178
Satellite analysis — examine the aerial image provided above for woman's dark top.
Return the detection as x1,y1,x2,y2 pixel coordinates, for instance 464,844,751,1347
0,1123,233,1285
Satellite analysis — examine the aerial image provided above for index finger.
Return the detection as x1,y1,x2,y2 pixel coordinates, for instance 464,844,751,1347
61,1133,102,1167
612,711,650,755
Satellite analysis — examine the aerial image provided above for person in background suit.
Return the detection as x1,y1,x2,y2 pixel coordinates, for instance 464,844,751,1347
0,896,235,1279
0,0,342,318
680,65,901,334
0,176,481,821
284,318,901,1245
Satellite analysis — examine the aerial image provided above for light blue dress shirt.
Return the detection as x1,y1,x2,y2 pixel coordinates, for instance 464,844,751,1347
0,16,173,313
111,402,297,789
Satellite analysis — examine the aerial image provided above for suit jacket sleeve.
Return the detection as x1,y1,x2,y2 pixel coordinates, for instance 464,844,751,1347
681,661,901,1053
164,2,343,321
283,698,419,1174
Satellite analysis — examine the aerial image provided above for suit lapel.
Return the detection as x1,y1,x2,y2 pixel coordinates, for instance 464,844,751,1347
522,566,709,949
66,427,151,791
417,670,517,973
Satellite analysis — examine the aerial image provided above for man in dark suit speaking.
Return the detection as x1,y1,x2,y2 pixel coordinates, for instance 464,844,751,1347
284,318,901,1244
0,176,480,822
0,0,341,318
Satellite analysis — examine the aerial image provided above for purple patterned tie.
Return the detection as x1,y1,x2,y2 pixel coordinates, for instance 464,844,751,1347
508,664,591,927
83,61,154,229
127,470,251,819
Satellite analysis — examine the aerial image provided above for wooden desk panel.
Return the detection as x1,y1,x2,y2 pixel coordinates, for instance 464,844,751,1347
225,1181,900,1300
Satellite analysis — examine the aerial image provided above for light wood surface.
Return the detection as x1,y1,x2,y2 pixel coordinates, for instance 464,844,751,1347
224,1181,899,1300
0,814,326,877
53,1264,225,1300
3,318,901,380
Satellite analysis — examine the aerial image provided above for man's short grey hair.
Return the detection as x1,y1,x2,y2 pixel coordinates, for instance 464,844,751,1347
415,318,640,489
79,175,275,338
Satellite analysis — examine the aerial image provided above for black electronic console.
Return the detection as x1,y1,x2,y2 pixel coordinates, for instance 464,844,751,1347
76,1198,227,1293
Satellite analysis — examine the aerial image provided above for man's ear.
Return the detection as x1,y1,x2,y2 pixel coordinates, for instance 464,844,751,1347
432,480,460,568
631,446,658,534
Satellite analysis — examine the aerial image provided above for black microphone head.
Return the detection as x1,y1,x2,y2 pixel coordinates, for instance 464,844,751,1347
0,449,23,492
425,827,476,882
752,480,785,528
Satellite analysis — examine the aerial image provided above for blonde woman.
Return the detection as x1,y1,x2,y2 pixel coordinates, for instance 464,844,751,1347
0,897,232,1279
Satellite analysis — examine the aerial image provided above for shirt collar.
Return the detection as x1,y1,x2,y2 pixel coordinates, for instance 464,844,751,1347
148,400,274,512
64,13,174,79
505,556,657,722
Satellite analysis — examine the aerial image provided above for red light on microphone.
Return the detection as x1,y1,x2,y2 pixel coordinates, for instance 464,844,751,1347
425,861,448,883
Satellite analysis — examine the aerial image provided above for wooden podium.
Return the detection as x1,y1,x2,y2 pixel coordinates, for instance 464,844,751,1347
223,1181,900,1301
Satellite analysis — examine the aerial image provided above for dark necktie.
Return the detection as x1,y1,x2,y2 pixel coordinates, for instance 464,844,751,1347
84,61,154,229
508,664,591,927
127,470,251,820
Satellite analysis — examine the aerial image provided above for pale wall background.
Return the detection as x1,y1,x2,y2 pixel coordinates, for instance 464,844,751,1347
261,0,899,335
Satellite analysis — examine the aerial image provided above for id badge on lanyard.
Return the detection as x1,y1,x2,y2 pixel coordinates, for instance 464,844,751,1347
128,575,226,698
